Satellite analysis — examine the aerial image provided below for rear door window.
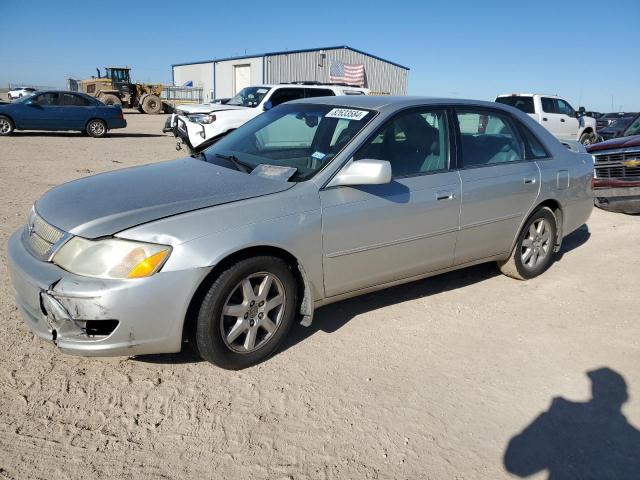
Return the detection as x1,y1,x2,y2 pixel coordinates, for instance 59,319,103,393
456,110,524,167
61,93,91,106
495,96,535,114
268,88,305,107
541,97,556,114
304,88,335,98
516,123,550,159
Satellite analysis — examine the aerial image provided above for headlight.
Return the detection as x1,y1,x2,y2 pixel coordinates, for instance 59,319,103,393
187,113,216,124
52,237,171,279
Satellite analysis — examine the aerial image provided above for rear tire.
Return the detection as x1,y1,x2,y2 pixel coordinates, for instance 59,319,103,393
195,256,297,369
0,115,14,135
498,207,557,280
100,94,121,107
141,94,162,114
86,119,107,138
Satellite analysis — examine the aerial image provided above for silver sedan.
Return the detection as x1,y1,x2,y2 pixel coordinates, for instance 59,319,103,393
7,96,594,369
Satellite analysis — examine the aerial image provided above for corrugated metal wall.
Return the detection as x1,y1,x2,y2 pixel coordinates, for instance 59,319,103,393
265,47,407,95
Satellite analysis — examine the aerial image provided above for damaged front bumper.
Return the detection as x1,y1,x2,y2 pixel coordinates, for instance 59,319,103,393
162,113,177,134
7,230,210,357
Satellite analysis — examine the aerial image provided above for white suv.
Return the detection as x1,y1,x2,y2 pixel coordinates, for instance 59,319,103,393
495,93,597,145
8,87,37,100
165,83,370,152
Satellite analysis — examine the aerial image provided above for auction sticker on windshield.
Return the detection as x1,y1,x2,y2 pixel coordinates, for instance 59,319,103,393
325,108,369,121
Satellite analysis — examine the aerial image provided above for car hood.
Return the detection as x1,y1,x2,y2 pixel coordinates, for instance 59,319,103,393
588,134,640,152
176,103,251,114
35,158,293,239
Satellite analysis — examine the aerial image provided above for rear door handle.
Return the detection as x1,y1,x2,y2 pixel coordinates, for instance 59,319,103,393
560,118,565,122
524,176,536,184
542,117,548,121
436,191,455,201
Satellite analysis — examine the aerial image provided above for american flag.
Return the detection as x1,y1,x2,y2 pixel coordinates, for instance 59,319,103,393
329,60,365,87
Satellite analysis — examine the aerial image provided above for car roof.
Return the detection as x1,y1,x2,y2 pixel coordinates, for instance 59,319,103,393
292,95,507,112
496,93,565,98
31,90,86,95
260,84,368,90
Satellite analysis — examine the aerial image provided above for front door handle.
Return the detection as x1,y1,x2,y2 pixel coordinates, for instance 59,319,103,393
542,117,548,121
436,191,455,201
560,118,565,122
524,176,536,184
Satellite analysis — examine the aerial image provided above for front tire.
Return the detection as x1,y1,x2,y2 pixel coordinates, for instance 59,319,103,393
141,94,162,114
86,119,107,138
498,207,557,280
579,131,596,145
0,115,15,135
196,256,298,369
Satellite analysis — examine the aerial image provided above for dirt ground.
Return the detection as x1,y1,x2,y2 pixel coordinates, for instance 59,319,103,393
0,112,638,479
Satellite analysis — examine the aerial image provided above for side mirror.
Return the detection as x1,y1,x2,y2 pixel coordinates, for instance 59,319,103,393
327,159,392,188
263,101,273,111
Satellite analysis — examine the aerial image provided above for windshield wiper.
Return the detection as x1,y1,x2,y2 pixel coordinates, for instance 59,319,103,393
215,153,251,173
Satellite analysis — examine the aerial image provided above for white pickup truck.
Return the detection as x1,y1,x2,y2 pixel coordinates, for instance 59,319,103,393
495,93,597,145
165,82,370,152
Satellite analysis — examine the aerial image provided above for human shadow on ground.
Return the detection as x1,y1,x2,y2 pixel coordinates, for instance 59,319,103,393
504,367,640,480
134,224,591,365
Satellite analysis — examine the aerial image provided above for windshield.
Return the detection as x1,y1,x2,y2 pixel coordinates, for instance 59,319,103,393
202,103,376,181
226,87,271,107
625,117,640,136
608,117,634,129
495,96,535,114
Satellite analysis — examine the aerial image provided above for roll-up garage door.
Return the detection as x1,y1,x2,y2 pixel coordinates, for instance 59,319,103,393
234,65,251,94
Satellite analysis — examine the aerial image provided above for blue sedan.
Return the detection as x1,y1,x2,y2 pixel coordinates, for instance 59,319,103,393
0,90,126,137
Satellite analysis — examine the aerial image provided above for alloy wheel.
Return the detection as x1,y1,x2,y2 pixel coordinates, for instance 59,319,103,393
89,121,105,136
521,218,552,269
0,119,11,134
220,272,286,353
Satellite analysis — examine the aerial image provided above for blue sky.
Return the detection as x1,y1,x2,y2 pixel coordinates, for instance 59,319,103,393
0,0,638,111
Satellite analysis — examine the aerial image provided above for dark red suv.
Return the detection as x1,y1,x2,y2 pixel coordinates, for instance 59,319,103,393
588,135,640,214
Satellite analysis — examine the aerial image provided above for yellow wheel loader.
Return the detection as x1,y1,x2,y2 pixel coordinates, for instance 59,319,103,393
79,67,164,114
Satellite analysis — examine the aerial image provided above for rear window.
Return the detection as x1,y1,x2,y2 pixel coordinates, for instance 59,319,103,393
496,96,535,114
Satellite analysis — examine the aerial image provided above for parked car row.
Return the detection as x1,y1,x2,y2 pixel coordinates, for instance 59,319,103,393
2,83,635,218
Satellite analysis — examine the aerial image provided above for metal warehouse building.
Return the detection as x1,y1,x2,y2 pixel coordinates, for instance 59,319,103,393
172,45,409,103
